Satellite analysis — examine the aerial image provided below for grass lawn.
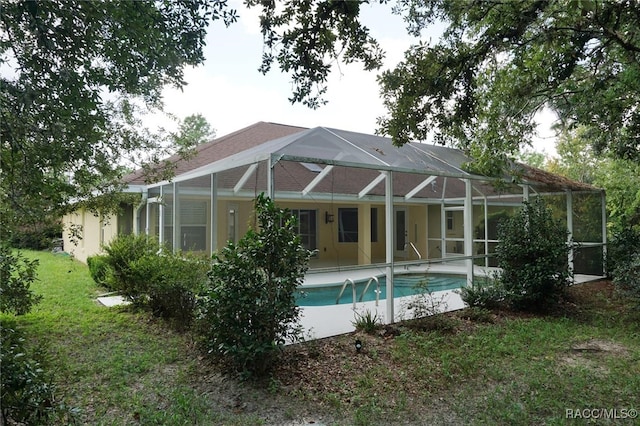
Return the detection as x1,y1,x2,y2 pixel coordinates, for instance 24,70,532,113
3,250,639,425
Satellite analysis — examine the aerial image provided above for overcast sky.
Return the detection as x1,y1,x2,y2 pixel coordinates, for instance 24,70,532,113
152,1,558,156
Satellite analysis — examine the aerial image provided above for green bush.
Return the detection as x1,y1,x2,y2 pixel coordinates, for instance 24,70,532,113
195,194,311,376
613,253,640,309
9,220,63,250
606,227,640,278
146,253,209,328
495,198,573,311
0,325,75,425
102,234,162,307
458,276,505,310
0,244,42,315
87,255,112,289
101,234,208,327
352,309,382,334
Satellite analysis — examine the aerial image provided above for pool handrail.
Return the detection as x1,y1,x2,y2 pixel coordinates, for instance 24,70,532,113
335,278,356,309
358,276,380,306
404,241,422,260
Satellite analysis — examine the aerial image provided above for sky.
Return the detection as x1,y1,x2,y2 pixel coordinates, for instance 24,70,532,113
152,1,558,156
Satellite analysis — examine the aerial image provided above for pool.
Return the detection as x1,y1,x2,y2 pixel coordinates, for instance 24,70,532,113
295,273,466,307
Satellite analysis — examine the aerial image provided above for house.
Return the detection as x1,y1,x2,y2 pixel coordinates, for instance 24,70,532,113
63,122,606,321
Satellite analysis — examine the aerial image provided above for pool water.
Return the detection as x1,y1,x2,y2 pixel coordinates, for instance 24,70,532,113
296,274,466,307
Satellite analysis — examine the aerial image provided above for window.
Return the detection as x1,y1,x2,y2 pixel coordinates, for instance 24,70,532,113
338,208,358,242
291,209,317,251
165,201,208,251
446,211,454,231
337,208,377,243
371,208,378,242
182,201,207,251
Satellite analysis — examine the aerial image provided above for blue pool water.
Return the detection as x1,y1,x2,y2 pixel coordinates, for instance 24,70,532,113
295,274,466,307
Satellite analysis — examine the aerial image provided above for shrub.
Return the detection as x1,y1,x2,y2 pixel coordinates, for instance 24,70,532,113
146,253,209,328
496,198,573,311
9,220,63,250
606,227,640,278
458,276,505,310
195,194,311,376
613,253,640,309
87,255,112,289
401,278,448,320
459,306,495,323
101,234,208,327
0,325,75,425
102,234,162,307
0,244,42,315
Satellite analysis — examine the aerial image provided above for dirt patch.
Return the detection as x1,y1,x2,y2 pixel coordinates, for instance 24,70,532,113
571,339,629,355
559,338,630,377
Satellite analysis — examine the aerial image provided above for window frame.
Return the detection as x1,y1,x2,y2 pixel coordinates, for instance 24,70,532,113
291,209,318,253
338,208,359,243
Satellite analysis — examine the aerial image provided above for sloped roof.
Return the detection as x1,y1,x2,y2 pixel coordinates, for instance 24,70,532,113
519,163,597,191
126,122,598,193
123,121,307,185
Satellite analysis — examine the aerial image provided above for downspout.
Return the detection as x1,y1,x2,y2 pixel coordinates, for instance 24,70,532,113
133,188,148,236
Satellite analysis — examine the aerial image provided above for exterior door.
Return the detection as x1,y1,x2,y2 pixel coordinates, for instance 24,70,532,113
394,207,407,258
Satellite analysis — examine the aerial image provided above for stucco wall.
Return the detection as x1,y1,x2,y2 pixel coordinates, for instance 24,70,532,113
62,208,118,263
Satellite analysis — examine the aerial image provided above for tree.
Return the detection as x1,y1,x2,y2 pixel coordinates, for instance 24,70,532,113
496,198,573,311
247,0,385,109
171,113,216,151
195,194,311,376
517,149,547,169
248,0,640,175
136,113,217,185
546,127,599,185
0,0,236,234
547,126,640,233
0,246,41,315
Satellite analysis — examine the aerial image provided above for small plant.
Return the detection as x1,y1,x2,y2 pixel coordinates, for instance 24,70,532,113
0,244,42,315
459,306,495,323
458,276,505,310
146,253,209,328
352,309,382,334
0,325,75,425
9,219,62,250
606,227,640,278
419,313,459,333
100,235,208,327
400,278,448,320
102,234,162,307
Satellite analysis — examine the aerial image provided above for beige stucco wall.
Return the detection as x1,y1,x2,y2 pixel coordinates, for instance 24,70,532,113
140,197,454,265
62,208,118,263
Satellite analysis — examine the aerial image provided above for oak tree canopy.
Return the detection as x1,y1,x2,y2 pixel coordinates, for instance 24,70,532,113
251,0,640,174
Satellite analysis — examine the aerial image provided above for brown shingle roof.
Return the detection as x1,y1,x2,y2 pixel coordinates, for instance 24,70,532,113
519,163,598,192
123,121,307,185
123,121,600,195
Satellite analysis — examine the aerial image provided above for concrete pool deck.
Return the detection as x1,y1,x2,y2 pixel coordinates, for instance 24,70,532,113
96,262,605,340
299,289,467,340
299,262,605,339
